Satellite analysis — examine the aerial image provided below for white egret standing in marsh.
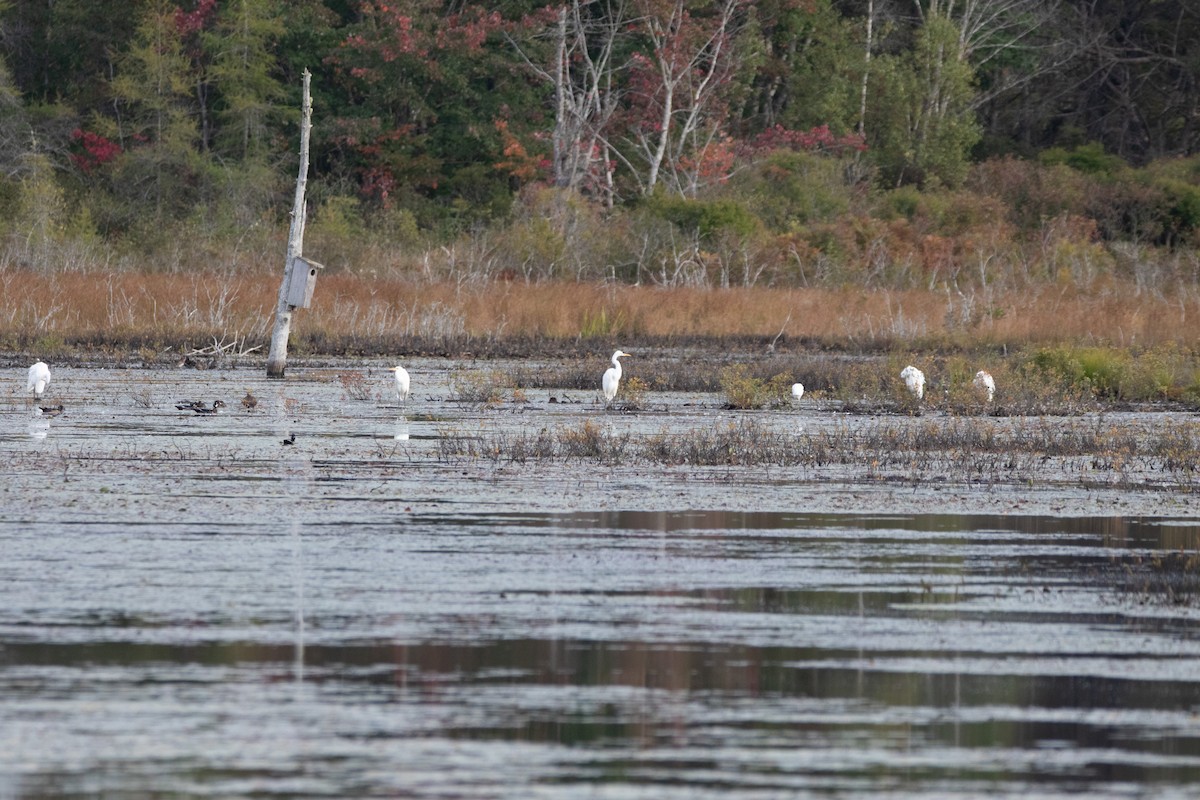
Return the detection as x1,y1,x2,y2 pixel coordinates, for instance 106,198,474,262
602,350,631,404
791,382,805,402
974,370,995,402
27,361,50,400
389,365,411,403
900,365,925,400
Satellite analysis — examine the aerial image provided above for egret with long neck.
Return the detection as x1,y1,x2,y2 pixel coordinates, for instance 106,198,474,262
602,350,631,404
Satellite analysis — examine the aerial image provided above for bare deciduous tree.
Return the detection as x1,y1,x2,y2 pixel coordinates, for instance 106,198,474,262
510,0,627,205
627,0,748,196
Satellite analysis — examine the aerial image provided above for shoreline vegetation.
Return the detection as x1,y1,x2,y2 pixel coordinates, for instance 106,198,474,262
3,271,1197,356
2,270,1199,413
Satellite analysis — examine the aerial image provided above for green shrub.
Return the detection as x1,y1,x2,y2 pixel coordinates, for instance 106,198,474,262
727,150,852,231
719,365,793,409
1029,346,1129,398
642,194,760,242
1040,142,1127,177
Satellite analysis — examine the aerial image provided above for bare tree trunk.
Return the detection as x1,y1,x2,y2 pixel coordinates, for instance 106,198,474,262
637,0,741,197
509,1,625,195
266,69,312,379
859,0,874,136
552,7,570,187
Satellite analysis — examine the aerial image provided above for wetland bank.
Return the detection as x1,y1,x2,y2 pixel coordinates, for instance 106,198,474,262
3,352,1200,798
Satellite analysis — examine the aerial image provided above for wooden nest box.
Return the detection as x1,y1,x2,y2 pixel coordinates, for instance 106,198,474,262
285,255,324,309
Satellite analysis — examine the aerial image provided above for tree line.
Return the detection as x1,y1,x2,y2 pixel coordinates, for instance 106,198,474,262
0,0,1198,285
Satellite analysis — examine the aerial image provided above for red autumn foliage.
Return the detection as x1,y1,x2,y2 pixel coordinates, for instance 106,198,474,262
70,129,123,174
747,124,867,157
174,0,217,37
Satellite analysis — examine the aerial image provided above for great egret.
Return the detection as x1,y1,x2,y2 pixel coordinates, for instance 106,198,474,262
900,365,925,399
27,361,50,399
602,350,631,403
791,382,805,401
974,370,995,402
241,389,258,411
389,365,411,402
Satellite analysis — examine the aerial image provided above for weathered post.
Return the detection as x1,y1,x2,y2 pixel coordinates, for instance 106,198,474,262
266,69,314,379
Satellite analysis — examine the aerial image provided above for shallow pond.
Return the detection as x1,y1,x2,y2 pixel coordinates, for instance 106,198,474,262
2,360,1200,798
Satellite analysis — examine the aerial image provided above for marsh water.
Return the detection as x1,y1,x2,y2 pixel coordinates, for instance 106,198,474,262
3,360,1200,798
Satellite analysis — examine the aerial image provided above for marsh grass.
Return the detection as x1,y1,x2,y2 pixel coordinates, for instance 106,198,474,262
1113,551,1200,606
338,371,373,402
450,368,514,406
436,419,631,464
2,271,1199,357
505,350,1193,416
442,416,1200,489
1027,344,1200,403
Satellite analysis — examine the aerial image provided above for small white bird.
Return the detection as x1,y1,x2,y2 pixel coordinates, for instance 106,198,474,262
791,382,804,401
27,361,51,400
900,365,925,400
389,365,411,402
974,370,995,402
602,350,631,403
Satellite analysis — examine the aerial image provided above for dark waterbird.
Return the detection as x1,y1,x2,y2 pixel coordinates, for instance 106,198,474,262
177,400,226,414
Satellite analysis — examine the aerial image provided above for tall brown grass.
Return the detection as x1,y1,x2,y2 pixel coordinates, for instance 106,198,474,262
1,269,1197,356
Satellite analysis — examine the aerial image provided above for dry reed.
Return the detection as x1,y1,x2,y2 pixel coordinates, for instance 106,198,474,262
1,270,1197,356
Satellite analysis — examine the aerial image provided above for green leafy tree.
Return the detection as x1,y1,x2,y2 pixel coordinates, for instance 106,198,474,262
0,42,29,181
326,1,537,225
742,0,860,135
1,0,147,114
102,0,207,225
867,13,980,187
205,0,288,162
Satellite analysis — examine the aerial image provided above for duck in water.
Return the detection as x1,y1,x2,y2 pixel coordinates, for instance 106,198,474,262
193,400,227,415
177,400,226,414
37,404,64,418
241,389,258,411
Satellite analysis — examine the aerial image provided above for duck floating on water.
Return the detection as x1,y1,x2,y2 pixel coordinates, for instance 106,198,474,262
37,404,64,418
193,400,227,415
176,399,226,414
241,390,258,411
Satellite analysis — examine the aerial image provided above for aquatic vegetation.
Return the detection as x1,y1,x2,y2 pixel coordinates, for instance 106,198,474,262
450,369,512,406
447,416,1200,491
718,365,793,409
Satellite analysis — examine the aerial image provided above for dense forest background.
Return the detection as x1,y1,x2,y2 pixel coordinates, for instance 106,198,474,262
1,0,1198,300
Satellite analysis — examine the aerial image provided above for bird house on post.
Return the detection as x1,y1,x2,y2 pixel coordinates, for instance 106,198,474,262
285,255,324,309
